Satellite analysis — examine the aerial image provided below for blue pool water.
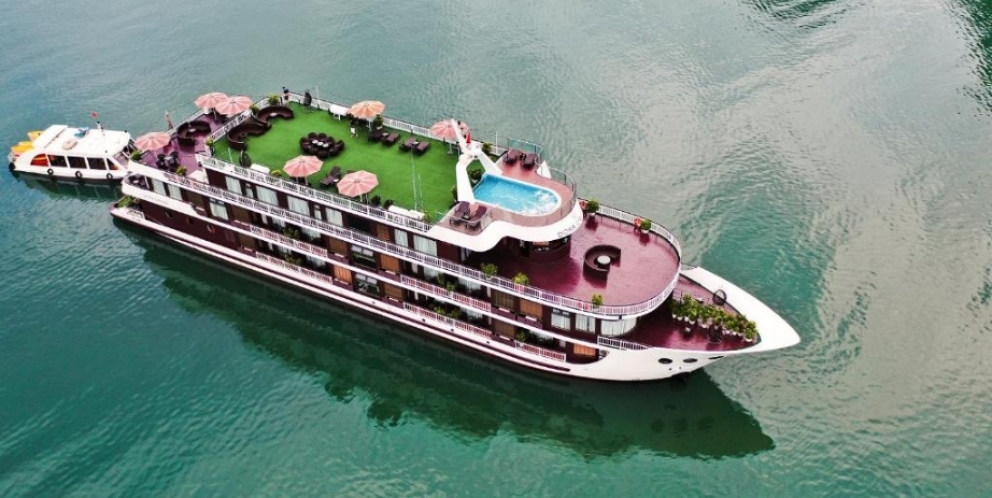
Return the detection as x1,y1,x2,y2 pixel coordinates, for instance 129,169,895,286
473,174,561,216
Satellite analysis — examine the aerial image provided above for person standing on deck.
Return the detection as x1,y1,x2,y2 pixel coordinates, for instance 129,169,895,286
282,86,290,104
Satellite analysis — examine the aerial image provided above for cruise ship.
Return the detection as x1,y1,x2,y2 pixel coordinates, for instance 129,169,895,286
102,90,799,382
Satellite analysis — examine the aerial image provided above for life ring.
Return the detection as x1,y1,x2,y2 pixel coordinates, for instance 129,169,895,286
47,168,54,176
75,171,83,180
106,172,114,181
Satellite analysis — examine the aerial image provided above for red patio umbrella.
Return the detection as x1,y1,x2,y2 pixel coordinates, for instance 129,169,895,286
215,96,253,116
194,92,228,110
430,119,469,141
349,100,385,120
337,170,379,198
283,155,323,178
134,131,171,151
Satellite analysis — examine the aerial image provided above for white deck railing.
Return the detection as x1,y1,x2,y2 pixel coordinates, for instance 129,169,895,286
597,336,649,351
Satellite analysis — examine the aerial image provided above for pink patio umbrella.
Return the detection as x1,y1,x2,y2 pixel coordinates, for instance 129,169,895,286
430,119,469,140
430,119,469,153
283,155,323,179
337,170,379,199
133,131,171,151
194,92,229,110
215,96,253,116
349,100,385,120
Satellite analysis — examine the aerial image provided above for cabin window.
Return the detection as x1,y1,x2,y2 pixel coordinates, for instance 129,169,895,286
351,245,376,268
600,317,637,337
551,309,571,330
326,208,343,226
423,267,440,279
375,223,392,242
209,198,229,221
384,283,405,300
355,274,380,296
256,186,278,206
68,156,87,169
86,158,108,170
412,235,437,256
225,176,242,195
458,277,481,292
465,308,485,321
314,207,324,221
394,229,410,248
306,255,326,269
493,290,515,310
380,255,401,273
287,196,310,216
519,299,542,319
49,155,67,167
575,314,596,333
151,179,168,197
167,184,183,202
302,227,320,241
333,265,352,284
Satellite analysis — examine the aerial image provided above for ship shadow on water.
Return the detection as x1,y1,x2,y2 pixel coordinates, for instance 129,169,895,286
118,223,774,460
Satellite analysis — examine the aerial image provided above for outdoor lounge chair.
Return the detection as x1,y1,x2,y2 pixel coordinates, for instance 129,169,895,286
371,195,381,207
414,141,431,155
382,133,400,147
449,201,470,226
369,129,384,143
504,149,520,165
400,137,417,152
320,166,342,188
523,153,538,169
466,205,488,230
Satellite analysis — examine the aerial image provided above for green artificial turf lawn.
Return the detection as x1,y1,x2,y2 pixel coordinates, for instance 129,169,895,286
212,103,458,218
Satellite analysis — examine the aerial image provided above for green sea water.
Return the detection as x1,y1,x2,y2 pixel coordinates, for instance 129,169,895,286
2,0,992,495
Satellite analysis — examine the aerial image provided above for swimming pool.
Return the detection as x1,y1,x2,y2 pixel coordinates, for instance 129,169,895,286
473,173,561,216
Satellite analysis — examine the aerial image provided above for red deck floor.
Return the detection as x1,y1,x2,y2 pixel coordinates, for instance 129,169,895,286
618,276,752,351
465,213,681,306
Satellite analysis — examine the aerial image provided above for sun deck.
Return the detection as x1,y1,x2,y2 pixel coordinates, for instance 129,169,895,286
209,103,459,217
464,213,681,307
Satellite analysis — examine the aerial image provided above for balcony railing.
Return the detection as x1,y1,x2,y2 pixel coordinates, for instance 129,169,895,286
596,336,649,351
402,304,566,363
399,275,492,312
199,155,432,233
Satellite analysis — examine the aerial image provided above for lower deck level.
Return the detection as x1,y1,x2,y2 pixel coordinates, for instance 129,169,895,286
112,200,747,381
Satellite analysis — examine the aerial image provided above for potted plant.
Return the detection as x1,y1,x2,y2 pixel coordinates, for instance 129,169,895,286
250,104,260,116
481,142,493,156
130,149,144,161
591,293,604,308
175,166,187,177
670,296,683,319
468,167,483,186
267,94,280,105
639,219,652,234
481,263,498,279
372,114,384,130
513,272,529,286
584,199,600,217
204,138,215,155
271,170,285,177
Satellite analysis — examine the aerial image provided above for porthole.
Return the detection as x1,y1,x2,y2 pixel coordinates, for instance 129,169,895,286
683,358,698,364
658,358,673,364
708,356,724,360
